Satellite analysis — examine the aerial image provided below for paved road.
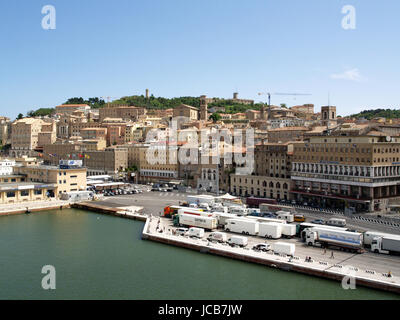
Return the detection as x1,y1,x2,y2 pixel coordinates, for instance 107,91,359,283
97,191,400,234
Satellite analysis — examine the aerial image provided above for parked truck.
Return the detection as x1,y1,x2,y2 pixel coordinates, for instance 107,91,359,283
364,231,396,247
260,203,296,214
272,242,296,256
246,197,277,208
214,212,238,227
225,219,259,236
187,195,215,206
303,227,364,253
177,208,213,217
227,235,248,247
187,227,205,238
164,205,203,218
258,222,282,239
178,213,217,231
276,211,294,223
371,234,400,255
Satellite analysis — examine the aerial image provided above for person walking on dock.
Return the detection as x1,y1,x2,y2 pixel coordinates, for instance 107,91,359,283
323,248,327,255
330,251,335,259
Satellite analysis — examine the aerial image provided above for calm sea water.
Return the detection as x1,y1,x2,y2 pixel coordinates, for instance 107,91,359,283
0,209,398,300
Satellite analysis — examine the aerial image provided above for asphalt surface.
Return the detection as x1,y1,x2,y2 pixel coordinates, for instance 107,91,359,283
95,190,400,276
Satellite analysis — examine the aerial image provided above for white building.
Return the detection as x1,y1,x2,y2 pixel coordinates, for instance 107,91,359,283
0,159,15,175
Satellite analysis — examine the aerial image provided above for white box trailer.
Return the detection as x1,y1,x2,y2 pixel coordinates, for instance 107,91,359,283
246,216,286,225
371,234,400,255
304,227,363,253
259,222,282,239
272,242,295,256
187,195,215,206
178,208,213,217
225,219,259,236
363,231,395,246
281,224,296,238
179,213,217,231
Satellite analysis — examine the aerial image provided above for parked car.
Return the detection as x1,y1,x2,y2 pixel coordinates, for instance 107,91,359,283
175,228,189,236
252,243,271,252
294,214,306,222
311,219,325,225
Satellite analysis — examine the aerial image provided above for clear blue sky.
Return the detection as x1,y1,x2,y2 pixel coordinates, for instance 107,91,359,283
1,0,399,118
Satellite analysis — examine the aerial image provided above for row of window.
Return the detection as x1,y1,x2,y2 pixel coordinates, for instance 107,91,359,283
6,190,42,198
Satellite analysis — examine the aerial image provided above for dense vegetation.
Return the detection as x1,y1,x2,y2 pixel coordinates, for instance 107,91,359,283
27,95,265,117
64,97,106,109
349,109,400,120
27,108,55,117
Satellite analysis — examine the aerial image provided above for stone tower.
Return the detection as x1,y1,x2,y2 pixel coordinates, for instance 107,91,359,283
321,106,337,128
200,95,208,121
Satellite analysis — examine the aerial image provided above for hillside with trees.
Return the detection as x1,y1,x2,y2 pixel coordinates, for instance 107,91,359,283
349,109,400,120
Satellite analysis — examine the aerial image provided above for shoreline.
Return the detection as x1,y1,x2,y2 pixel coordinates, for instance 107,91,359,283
2,200,399,296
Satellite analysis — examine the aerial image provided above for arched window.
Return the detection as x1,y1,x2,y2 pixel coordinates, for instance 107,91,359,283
283,183,288,189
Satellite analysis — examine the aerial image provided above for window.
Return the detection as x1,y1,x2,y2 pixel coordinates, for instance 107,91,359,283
6,191,15,198
20,190,29,197
34,189,42,195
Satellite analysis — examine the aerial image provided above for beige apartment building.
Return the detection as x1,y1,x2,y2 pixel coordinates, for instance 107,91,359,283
55,104,91,115
11,118,46,156
230,142,293,200
267,127,309,143
291,130,400,212
138,144,180,183
0,164,87,204
173,104,199,121
99,106,146,122
84,147,128,176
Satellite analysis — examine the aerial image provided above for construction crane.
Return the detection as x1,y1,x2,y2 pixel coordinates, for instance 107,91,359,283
257,92,312,119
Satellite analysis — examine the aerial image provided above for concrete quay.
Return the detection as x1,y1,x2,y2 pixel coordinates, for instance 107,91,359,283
0,199,72,217
72,202,147,221
142,216,400,295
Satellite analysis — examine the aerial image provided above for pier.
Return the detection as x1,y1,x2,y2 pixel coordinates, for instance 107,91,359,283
142,215,400,295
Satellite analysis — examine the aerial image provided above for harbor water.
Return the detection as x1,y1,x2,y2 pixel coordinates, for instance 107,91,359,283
0,209,398,300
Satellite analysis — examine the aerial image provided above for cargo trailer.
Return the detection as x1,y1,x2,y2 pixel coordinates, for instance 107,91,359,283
272,242,295,256
178,213,217,231
371,234,400,255
225,219,259,236
258,222,282,239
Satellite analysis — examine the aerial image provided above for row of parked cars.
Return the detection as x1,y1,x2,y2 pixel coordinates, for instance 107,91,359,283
102,188,143,196
174,227,295,255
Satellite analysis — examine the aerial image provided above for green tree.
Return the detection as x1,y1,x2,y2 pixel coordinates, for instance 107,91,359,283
209,113,222,123
17,113,23,120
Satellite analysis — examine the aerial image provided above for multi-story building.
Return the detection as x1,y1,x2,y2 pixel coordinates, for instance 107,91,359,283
230,142,293,200
0,162,87,204
0,117,12,145
267,127,309,143
83,147,128,176
10,118,46,156
290,130,400,212
138,143,180,183
0,159,15,175
99,106,146,122
172,104,199,121
55,104,91,116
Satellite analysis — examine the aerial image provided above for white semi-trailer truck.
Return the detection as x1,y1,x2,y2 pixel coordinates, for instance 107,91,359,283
225,219,259,236
303,227,364,253
258,222,282,239
178,213,217,231
371,234,400,255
